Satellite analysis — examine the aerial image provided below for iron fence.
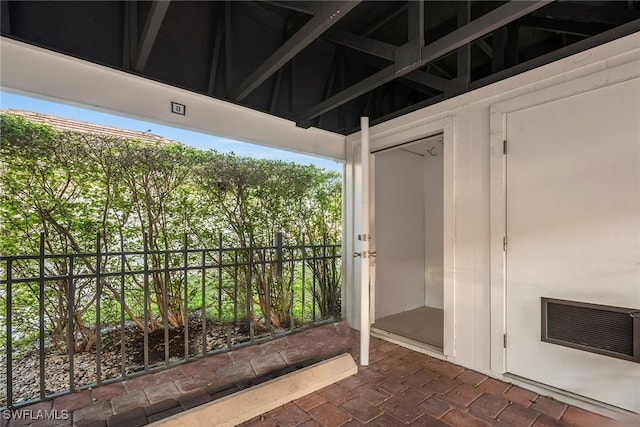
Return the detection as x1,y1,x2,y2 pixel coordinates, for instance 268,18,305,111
0,232,341,409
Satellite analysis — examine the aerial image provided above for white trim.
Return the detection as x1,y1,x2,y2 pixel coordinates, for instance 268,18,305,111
0,37,346,160
347,116,456,358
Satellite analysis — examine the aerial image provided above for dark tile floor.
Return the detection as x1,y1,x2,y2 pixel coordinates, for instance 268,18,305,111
5,322,632,426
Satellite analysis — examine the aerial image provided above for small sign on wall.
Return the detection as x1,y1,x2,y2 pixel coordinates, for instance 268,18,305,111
171,102,186,116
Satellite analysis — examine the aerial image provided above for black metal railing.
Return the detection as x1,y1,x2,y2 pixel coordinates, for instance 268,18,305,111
0,232,341,409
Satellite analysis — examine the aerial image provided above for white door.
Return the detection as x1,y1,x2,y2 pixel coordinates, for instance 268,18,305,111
505,79,640,412
355,117,373,365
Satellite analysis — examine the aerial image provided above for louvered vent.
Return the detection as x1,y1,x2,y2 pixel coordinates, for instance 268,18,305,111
541,298,639,363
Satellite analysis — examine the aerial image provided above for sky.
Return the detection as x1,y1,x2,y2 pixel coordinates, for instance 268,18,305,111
0,90,343,173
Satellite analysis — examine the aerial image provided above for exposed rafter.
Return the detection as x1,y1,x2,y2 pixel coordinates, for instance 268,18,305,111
207,3,224,95
1,0,635,135
323,29,447,92
134,0,171,72
1,1,11,35
300,0,551,122
264,1,320,16
231,0,361,102
521,16,614,37
324,29,395,61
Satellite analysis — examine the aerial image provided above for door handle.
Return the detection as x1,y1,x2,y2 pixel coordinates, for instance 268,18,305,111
353,251,376,258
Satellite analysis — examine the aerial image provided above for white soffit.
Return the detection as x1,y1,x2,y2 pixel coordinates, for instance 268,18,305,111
0,37,346,161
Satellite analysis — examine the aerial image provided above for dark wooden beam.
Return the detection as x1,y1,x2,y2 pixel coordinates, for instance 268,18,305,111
231,1,361,101
301,1,550,121
207,3,224,95
134,0,171,72
1,1,11,35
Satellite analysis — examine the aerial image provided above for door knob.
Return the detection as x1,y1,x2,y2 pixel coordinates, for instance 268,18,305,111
353,252,361,257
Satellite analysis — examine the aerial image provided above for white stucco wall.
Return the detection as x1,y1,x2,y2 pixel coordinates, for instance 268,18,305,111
374,149,425,319
345,31,640,416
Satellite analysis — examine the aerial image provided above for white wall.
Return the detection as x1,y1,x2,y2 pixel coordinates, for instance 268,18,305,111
424,142,444,309
345,31,640,416
374,149,425,319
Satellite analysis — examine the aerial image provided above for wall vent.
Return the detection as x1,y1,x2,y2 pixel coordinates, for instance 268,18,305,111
541,298,639,363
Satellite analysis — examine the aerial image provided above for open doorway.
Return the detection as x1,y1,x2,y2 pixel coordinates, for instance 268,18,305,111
371,134,444,351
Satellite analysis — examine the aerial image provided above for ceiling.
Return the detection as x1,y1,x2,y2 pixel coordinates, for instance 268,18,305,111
1,1,639,135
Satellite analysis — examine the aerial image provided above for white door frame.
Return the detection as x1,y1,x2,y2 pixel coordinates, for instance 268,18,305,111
488,60,640,374
345,115,456,359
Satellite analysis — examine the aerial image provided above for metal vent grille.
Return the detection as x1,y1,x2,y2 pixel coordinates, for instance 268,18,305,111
541,298,639,363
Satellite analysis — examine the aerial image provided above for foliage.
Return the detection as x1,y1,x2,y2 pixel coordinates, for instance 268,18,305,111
0,113,342,354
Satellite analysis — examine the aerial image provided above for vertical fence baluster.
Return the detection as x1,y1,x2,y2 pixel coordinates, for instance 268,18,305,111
301,233,306,324
331,245,341,319
322,234,328,320
218,233,223,323
233,249,238,325
247,238,254,341
289,246,294,331
6,258,13,407
183,233,189,359
38,233,45,399
264,244,271,337
312,245,316,323
96,232,102,384
143,233,149,370
120,248,126,377
68,255,75,392
164,250,170,366
201,249,207,355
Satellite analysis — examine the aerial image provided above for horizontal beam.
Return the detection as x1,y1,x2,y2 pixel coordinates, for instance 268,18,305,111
324,29,396,61
301,0,550,121
368,17,640,131
134,0,171,72
263,1,320,15
521,16,614,37
336,47,445,93
420,1,549,65
406,70,448,92
231,0,361,101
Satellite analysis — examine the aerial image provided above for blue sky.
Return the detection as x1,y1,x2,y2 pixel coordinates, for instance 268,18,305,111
0,90,343,173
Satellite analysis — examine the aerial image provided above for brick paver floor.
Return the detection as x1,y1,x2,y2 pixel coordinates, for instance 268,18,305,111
4,322,634,426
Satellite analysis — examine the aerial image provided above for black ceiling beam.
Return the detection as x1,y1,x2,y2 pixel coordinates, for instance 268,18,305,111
1,1,11,35
532,2,640,25
122,1,136,69
300,1,550,122
134,0,171,72
323,29,447,92
231,0,361,102
364,16,640,135
521,16,615,37
207,3,224,95
362,2,408,37
324,29,396,61
263,1,320,16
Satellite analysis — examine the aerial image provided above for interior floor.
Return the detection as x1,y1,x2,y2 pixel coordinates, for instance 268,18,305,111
372,306,443,349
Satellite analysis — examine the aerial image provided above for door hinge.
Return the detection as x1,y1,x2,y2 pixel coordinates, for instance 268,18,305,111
503,140,507,155
503,236,507,251
503,334,507,348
